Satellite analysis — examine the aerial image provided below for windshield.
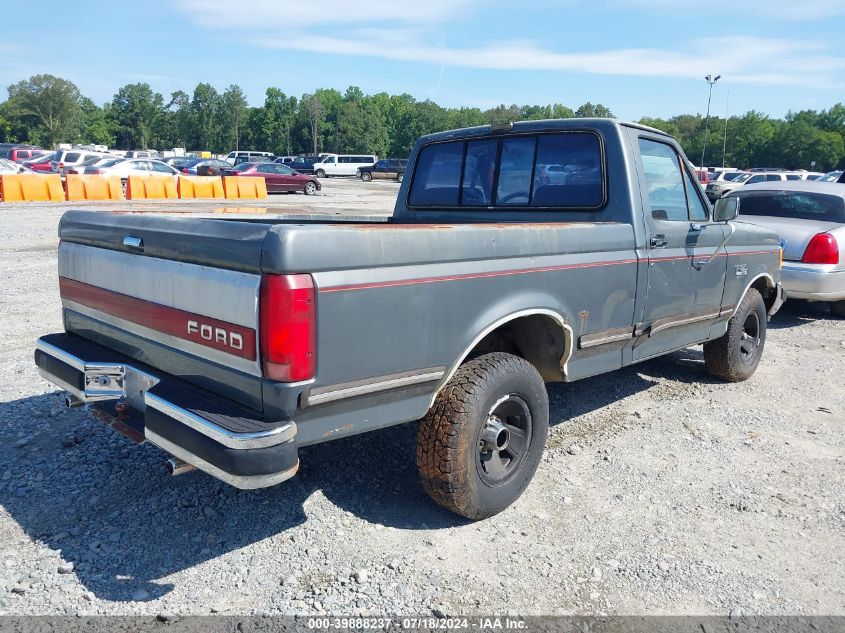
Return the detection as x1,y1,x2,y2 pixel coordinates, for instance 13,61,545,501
723,172,748,182
233,162,253,170
736,190,845,223
818,171,843,182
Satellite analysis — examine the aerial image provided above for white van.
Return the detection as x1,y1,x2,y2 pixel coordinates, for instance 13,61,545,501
225,150,274,165
313,154,378,177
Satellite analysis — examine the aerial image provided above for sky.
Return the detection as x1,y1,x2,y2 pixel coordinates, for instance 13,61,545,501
1,0,844,121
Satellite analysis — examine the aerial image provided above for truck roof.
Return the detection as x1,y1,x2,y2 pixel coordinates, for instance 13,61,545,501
416,118,672,145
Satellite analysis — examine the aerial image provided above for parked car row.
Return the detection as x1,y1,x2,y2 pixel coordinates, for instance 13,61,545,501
704,168,832,202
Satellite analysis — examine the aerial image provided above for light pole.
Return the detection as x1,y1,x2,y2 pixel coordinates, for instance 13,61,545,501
722,89,729,168
701,74,721,168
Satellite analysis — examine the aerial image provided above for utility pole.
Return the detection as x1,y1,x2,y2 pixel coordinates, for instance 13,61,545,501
722,89,729,168
701,74,721,168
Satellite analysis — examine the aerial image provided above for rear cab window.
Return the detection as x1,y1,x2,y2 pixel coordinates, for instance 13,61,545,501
408,131,605,209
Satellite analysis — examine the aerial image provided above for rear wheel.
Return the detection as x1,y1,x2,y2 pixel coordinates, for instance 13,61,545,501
396,172,404,182
315,169,326,178
704,288,767,382
360,172,372,182
304,181,317,195
417,352,549,520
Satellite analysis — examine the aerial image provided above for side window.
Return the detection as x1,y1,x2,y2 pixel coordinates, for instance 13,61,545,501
785,174,801,181
408,141,463,206
462,140,497,206
65,152,81,163
151,161,173,173
746,174,764,184
256,164,275,174
637,138,689,221
377,160,388,168
682,168,710,221
496,136,535,205
766,174,782,181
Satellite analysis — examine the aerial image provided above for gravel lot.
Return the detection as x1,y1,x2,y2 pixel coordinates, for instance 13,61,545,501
0,178,843,617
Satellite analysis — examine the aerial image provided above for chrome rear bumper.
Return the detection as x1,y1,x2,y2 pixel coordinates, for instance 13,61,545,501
35,334,299,489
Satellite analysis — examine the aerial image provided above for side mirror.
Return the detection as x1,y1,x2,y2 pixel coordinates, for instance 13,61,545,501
714,196,739,223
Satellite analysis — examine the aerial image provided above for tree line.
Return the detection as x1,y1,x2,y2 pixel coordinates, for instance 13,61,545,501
1,74,843,171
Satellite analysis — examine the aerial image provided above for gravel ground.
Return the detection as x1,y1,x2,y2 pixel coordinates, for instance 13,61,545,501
0,178,843,617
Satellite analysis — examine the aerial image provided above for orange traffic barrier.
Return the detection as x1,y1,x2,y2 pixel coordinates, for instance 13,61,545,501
65,175,124,201
0,174,64,202
178,176,225,199
126,175,178,200
223,176,268,200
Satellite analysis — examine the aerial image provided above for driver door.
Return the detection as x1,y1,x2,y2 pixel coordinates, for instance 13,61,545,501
632,135,729,360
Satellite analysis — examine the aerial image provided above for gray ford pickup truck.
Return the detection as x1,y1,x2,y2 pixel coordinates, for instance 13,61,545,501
35,119,785,520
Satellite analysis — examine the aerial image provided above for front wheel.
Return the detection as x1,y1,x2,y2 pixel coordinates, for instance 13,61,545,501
360,172,372,182
304,181,317,195
831,301,845,318
396,172,404,182
704,288,767,382
315,169,326,178
417,352,549,520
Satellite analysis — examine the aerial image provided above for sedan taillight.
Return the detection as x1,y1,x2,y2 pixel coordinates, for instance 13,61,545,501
801,233,839,265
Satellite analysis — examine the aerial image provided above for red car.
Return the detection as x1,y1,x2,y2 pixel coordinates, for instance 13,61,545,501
21,154,54,172
222,162,321,195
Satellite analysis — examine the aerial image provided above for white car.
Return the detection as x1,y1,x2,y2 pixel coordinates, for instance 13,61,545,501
89,159,180,179
312,154,378,178
0,158,34,174
50,150,112,173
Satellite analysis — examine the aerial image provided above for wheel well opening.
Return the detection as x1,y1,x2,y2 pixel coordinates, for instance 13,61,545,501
751,276,776,312
466,314,568,382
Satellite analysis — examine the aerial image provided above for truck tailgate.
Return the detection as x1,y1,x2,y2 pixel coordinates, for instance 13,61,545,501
57,211,273,411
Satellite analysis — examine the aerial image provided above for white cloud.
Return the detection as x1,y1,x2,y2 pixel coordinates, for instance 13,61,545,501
251,33,844,87
619,0,845,20
173,1,845,88
176,0,476,28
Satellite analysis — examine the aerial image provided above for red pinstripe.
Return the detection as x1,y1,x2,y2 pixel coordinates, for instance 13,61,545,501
319,249,779,293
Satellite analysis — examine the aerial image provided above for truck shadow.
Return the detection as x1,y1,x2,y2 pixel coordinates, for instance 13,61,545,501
768,299,838,329
0,350,700,603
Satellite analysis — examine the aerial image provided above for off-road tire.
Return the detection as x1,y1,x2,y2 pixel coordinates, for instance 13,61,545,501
315,169,326,178
417,352,549,520
360,171,372,182
831,301,845,318
704,288,767,382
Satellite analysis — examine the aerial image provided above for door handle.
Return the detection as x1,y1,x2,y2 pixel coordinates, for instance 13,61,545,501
650,235,668,248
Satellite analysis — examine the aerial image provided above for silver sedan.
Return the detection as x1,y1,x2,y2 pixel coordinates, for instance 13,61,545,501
726,181,845,316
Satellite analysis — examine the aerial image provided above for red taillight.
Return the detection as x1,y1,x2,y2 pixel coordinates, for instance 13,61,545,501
89,169,103,175
260,274,315,382
801,233,839,265
181,168,189,173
